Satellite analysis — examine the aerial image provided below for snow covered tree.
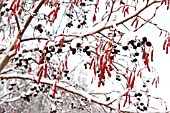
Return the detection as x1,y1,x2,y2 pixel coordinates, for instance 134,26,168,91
0,0,170,112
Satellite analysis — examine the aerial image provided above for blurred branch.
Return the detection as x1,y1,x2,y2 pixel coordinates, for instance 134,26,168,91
0,83,30,101
0,0,4,12
21,37,48,42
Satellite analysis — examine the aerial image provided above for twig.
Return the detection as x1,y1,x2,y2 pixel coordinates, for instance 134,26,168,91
21,37,48,42
14,15,21,31
107,0,115,22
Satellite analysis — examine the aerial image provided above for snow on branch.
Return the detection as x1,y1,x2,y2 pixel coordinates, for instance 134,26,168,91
0,73,130,112
58,0,161,38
